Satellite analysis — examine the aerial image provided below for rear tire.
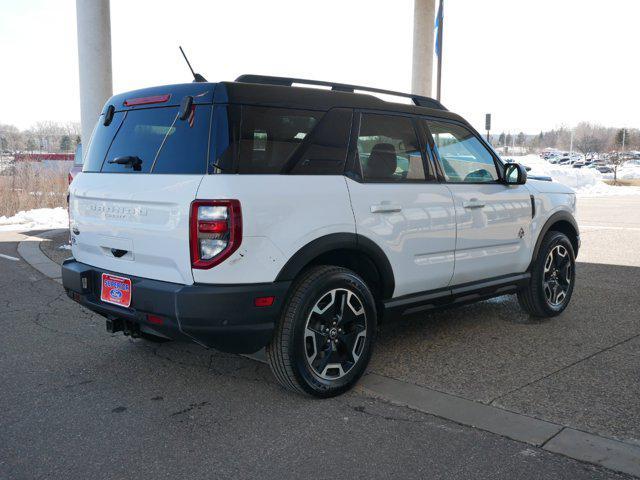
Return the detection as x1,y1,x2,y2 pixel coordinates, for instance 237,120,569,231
266,265,377,398
518,231,576,318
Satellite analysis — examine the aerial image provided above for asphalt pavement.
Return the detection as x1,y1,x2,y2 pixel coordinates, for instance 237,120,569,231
1,195,639,479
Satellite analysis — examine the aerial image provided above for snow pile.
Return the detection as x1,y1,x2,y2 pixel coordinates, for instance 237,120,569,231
511,155,640,197
0,207,69,232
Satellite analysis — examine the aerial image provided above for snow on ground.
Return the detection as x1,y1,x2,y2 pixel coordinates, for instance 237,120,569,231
0,207,69,232
509,155,640,197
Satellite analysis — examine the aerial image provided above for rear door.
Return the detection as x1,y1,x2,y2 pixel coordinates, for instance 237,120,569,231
346,112,456,298
69,94,213,285
422,119,533,285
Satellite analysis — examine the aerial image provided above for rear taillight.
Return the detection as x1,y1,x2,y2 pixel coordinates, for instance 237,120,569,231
190,200,242,269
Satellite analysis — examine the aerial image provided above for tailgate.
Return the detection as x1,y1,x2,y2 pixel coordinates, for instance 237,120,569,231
69,84,216,285
70,174,202,285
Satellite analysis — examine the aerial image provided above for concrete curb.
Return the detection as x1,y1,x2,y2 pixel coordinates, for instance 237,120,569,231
17,230,65,284
359,373,640,478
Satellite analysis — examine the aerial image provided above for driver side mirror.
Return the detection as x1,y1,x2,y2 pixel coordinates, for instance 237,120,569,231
504,163,527,185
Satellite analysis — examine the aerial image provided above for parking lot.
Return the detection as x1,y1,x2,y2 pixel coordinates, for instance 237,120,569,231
1,195,639,479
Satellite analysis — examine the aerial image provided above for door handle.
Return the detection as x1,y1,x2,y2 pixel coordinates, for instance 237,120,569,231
370,203,402,213
463,199,485,209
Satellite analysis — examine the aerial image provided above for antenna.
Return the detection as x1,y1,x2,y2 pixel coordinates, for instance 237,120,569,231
179,46,207,83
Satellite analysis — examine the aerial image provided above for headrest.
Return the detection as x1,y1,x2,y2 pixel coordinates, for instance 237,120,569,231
365,143,397,180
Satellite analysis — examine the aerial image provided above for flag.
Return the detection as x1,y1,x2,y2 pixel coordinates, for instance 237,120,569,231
435,0,444,58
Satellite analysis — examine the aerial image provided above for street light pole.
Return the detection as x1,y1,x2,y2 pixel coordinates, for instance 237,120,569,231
569,129,574,157
435,0,444,101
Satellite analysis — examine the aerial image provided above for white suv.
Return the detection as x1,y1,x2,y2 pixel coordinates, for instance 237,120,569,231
63,75,579,397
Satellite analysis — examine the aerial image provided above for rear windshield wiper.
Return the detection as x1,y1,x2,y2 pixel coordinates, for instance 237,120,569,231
108,155,142,171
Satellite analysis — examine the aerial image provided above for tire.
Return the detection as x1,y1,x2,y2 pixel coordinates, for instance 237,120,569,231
517,231,576,318
266,265,377,398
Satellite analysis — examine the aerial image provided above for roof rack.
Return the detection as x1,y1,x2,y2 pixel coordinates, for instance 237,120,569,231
235,74,446,111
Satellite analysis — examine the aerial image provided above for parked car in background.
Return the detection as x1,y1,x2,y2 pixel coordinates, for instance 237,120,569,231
69,143,83,184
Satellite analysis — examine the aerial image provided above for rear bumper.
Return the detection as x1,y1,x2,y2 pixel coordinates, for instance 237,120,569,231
62,259,290,353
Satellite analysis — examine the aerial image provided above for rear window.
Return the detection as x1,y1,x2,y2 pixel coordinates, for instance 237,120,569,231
83,105,212,174
213,106,352,175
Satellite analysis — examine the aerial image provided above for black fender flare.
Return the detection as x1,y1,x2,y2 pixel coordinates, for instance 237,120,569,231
275,233,395,299
530,210,580,269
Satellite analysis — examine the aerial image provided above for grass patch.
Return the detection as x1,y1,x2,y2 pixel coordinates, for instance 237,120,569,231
603,179,640,187
0,161,70,217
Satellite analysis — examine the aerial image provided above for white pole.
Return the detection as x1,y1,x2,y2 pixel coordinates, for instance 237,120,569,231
411,0,436,97
76,0,113,151
569,129,573,157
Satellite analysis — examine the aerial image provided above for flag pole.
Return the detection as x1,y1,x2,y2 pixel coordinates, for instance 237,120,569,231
435,0,444,101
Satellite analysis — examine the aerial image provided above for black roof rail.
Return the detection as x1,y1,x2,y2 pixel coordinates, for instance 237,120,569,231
235,74,446,111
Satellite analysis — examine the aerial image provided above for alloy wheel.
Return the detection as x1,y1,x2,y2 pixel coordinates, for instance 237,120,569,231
303,288,367,380
543,244,572,307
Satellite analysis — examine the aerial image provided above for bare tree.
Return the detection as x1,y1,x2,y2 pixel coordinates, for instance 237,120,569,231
28,121,68,152
0,124,25,154
573,122,608,158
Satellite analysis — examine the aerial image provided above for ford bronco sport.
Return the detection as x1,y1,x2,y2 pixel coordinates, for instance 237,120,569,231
63,75,579,397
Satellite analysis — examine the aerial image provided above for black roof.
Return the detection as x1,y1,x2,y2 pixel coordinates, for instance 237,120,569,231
103,75,468,126
218,75,467,125
235,74,446,109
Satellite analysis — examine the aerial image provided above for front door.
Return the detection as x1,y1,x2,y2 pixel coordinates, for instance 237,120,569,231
346,112,456,298
422,119,534,285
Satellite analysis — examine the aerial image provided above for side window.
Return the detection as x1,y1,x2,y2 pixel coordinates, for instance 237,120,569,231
357,113,428,182
237,106,323,174
425,120,499,183
288,108,352,175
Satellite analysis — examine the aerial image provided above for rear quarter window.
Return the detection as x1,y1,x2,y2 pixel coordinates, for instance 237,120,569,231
83,105,212,174
213,106,351,175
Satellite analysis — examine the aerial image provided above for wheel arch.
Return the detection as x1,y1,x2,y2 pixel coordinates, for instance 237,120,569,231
275,233,395,300
530,211,580,269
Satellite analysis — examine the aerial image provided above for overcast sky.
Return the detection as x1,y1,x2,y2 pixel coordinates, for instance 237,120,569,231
1,0,638,134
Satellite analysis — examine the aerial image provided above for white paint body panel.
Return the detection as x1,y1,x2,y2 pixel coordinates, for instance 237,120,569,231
346,177,456,297
69,170,576,298
446,183,534,285
527,183,577,255
69,172,202,285
193,175,355,284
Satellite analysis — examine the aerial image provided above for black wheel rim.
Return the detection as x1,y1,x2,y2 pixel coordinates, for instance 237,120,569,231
304,288,367,380
543,244,572,307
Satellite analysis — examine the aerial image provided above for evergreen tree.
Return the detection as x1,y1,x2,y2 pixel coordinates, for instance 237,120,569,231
614,129,628,149
26,137,37,152
60,135,71,152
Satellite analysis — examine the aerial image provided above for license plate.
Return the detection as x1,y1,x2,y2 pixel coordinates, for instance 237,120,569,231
101,273,132,308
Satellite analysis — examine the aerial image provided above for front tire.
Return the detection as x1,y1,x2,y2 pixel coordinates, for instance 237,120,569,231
266,266,377,398
518,231,576,318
